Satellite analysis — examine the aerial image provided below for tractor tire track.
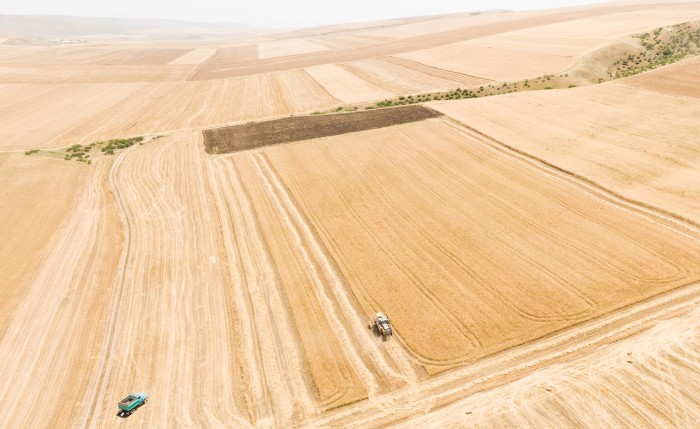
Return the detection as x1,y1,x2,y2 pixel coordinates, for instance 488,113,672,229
81,133,250,428
252,153,396,395
0,160,121,428
209,156,316,426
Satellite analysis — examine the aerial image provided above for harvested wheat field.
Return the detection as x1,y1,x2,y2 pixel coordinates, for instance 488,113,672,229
0,153,87,336
431,55,700,224
2,1,700,428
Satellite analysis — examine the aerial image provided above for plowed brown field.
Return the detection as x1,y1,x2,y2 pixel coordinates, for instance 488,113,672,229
2,1,699,149
202,105,442,154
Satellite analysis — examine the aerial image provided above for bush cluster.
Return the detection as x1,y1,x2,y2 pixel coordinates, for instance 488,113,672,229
64,143,95,163
100,136,144,155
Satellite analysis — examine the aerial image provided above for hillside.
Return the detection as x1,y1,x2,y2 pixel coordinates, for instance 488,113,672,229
0,14,253,39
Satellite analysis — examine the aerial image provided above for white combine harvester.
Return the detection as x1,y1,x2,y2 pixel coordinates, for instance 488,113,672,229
368,312,392,338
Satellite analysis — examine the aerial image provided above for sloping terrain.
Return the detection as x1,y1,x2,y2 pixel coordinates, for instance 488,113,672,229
431,56,700,224
257,118,700,373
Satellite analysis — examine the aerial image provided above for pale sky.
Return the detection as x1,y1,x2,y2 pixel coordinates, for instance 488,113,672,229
0,1,606,28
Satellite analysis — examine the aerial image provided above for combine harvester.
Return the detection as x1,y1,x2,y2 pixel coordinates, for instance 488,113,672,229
117,393,148,417
368,312,392,339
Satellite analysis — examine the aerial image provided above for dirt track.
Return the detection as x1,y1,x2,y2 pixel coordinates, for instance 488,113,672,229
202,105,441,154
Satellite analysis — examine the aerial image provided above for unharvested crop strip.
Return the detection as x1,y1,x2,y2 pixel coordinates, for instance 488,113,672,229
306,281,700,428
251,154,381,392
252,153,413,393
441,118,700,240
348,139,598,324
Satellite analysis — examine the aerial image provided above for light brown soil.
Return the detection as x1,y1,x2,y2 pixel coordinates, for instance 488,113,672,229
204,45,259,64
87,48,193,65
202,105,442,154
620,55,700,98
0,153,86,336
189,3,671,80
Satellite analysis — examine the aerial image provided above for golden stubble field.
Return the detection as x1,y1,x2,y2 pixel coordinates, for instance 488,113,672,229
2,1,700,428
430,56,700,224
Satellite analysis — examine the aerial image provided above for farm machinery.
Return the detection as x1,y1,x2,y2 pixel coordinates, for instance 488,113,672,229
117,392,148,417
368,312,392,338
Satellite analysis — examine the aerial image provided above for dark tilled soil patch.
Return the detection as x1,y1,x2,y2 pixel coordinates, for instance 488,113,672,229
203,105,443,154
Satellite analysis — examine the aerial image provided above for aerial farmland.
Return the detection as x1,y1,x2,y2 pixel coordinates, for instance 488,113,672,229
1,1,699,428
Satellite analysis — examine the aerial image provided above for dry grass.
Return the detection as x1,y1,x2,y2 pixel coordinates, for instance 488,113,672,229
0,153,86,335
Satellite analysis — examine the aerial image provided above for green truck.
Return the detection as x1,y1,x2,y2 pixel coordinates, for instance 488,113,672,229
118,393,148,417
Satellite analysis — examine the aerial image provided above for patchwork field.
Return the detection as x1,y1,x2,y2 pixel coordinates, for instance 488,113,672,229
396,2,700,81
1,1,699,150
2,1,700,428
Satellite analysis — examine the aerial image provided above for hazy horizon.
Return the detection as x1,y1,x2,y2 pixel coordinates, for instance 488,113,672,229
1,0,607,28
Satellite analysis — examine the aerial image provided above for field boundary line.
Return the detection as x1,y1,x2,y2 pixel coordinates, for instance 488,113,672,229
381,56,496,85
439,116,700,240
368,136,601,322
210,157,317,423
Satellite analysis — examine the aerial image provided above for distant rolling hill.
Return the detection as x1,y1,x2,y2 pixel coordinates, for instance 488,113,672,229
0,14,254,39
